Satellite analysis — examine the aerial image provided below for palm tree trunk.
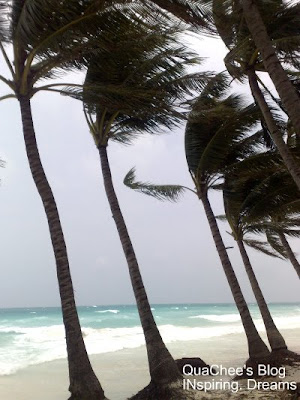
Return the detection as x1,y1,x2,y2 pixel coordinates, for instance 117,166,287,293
241,0,300,138
98,145,181,385
201,191,270,359
278,232,300,279
19,95,106,400
236,239,287,351
247,68,300,191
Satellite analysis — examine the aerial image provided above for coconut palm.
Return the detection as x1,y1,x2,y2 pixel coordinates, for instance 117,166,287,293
266,217,300,279
223,147,300,279
228,165,300,279
0,1,158,398
147,0,300,136
67,16,211,390
240,0,300,138
221,168,290,352
247,68,300,190
124,74,271,361
211,0,300,191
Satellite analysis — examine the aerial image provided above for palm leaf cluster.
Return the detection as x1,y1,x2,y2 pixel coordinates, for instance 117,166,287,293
212,0,300,80
77,18,211,146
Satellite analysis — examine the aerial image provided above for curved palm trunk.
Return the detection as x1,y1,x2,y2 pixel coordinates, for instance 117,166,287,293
278,232,300,279
236,239,287,351
98,145,181,385
201,191,270,359
247,68,300,191
241,0,300,138
19,96,106,400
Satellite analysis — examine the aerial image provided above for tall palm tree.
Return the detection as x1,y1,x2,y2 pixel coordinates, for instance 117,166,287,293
222,168,289,352
0,1,156,398
147,0,300,136
276,230,300,279
124,75,271,361
212,0,300,191
223,151,300,279
247,68,300,190
266,217,300,279
240,0,300,138
68,16,211,389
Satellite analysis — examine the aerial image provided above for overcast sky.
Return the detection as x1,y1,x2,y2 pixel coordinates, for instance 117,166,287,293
0,33,299,308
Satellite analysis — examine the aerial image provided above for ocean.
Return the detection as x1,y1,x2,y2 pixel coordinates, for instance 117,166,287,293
0,302,299,377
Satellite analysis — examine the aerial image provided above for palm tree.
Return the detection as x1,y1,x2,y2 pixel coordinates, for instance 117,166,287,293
222,168,289,352
223,151,300,279
124,74,271,362
70,16,211,389
247,68,300,190
240,0,300,138
277,230,300,279
147,0,300,137
0,2,153,398
266,217,300,280
212,0,300,191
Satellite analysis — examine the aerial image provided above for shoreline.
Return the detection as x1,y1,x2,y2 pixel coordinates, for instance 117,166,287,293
1,327,299,400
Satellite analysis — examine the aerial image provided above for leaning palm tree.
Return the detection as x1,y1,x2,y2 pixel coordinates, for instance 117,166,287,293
212,0,300,190
223,150,300,279
221,167,290,352
244,187,300,280
0,1,161,398
147,0,300,136
266,216,300,279
67,16,211,391
124,74,271,362
239,0,300,138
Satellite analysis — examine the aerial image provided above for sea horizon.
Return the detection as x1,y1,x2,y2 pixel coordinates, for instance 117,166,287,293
1,300,299,310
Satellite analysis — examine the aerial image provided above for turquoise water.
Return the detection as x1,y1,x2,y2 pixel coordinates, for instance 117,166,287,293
0,303,299,375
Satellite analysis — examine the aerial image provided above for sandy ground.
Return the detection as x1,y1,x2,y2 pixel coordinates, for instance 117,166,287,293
0,328,299,400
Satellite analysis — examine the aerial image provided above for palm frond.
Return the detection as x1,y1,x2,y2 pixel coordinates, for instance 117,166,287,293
265,230,287,258
147,0,214,33
124,167,186,202
185,73,261,183
0,2,10,42
70,19,211,143
244,238,283,259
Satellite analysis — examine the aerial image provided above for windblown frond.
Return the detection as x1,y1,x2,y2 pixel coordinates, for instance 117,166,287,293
147,0,215,33
72,17,211,145
124,168,187,202
265,230,287,258
223,147,300,260
185,73,261,185
243,238,283,259
0,2,9,42
215,0,300,80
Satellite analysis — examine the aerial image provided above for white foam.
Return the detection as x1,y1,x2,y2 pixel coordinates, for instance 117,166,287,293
0,322,246,376
96,309,119,314
189,314,241,322
0,311,299,376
